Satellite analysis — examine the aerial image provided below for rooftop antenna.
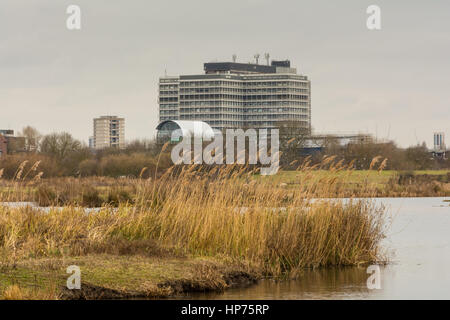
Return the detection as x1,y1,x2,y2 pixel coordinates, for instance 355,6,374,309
254,53,260,64
264,53,270,65
232,54,237,63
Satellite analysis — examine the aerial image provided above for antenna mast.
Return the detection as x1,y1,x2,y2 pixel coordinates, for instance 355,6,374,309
254,53,260,64
264,53,270,65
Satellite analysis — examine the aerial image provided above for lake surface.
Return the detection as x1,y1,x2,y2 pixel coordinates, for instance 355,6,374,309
193,197,450,300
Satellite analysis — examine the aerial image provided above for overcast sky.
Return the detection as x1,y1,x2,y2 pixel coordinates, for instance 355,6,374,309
0,0,449,147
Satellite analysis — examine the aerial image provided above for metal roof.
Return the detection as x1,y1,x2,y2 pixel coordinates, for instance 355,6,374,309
204,62,276,74
156,120,215,140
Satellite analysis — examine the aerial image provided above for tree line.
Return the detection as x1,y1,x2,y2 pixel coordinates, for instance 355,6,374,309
0,125,448,179
0,126,171,179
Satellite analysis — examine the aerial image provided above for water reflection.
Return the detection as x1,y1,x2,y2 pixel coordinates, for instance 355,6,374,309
201,267,373,300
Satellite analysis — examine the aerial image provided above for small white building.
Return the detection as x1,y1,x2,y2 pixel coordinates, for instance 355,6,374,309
156,120,215,144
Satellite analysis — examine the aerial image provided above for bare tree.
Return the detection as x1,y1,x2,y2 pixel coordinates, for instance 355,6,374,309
20,126,41,152
40,132,82,160
277,120,310,165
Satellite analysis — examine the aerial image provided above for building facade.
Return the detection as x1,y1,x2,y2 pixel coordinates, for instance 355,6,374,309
159,60,311,133
432,132,446,159
0,130,26,156
92,116,125,149
434,132,445,152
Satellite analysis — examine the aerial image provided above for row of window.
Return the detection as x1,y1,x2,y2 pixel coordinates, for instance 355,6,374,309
160,116,179,121
246,120,309,127
159,104,178,109
159,85,178,90
177,114,244,120
160,110,179,115
159,97,178,102
179,94,309,101
177,101,309,107
159,90,179,95
159,79,178,85
165,113,308,120
174,118,274,127
177,81,309,88
176,107,309,113
160,118,308,129
245,114,309,120
176,87,309,94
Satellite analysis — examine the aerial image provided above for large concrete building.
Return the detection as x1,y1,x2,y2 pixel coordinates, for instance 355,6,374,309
158,59,311,133
92,116,125,149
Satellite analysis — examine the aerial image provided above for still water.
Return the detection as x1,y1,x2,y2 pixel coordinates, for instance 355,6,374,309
194,197,450,300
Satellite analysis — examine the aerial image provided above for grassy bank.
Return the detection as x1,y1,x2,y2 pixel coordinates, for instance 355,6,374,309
0,160,388,299
0,255,257,300
256,169,450,197
1,168,449,206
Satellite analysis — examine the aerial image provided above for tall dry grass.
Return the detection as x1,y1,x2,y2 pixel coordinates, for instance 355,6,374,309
0,158,387,276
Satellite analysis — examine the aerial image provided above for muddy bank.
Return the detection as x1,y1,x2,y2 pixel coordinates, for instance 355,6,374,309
59,271,259,300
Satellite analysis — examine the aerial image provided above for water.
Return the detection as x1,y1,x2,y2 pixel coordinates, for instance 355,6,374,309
194,197,450,300
0,202,110,214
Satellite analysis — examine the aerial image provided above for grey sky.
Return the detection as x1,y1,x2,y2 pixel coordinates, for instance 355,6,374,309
0,0,449,147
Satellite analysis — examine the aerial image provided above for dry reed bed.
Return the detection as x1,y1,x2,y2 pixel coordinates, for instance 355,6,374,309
1,156,448,205
0,158,387,279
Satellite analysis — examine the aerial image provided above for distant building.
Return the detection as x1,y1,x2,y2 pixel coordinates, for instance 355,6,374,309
88,136,94,149
92,116,125,149
434,132,445,151
158,58,311,133
308,133,373,146
0,130,26,156
299,133,374,156
432,132,446,159
0,130,14,136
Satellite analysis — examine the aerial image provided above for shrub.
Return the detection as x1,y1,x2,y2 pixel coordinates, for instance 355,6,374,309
0,154,59,179
106,187,134,206
80,185,103,207
98,153,158,178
